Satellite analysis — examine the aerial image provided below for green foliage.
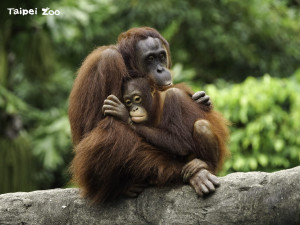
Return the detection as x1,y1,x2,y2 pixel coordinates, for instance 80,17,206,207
0,133,36,194
173,0,300,81
201,73,300,174
0,85,30,114
42,0,300,82
32,113,71,171
31,112,72,189
0,85,72,191
24,29,55,80
1,0,300,193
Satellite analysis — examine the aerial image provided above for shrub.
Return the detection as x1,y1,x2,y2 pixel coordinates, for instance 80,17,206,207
203,72,300,174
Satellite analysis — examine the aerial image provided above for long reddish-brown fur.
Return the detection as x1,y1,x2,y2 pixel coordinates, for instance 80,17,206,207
69,41,184,203
123,78,230,174
170,83,230,172
69,27,229,204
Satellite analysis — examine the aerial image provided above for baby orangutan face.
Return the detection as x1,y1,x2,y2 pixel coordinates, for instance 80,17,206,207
124,92,148,123
123,79,153,124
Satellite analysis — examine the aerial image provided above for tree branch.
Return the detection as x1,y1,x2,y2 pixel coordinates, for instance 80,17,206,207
0,166,299,225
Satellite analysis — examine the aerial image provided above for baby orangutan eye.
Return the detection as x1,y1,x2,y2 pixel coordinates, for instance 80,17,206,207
125,99,132,107
133,95,142,104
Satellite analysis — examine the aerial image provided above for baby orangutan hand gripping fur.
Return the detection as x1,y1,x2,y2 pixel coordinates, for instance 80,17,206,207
103,77,229,197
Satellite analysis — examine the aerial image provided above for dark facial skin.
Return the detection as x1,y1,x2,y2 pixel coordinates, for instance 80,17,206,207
102,80,151,124
136,37,211,108
136,37,173,87
123,82,148,124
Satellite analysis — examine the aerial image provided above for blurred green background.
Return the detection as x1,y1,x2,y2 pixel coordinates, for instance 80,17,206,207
1,0,300,194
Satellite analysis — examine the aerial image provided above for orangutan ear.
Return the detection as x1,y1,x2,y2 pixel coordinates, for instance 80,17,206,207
151,87,156,97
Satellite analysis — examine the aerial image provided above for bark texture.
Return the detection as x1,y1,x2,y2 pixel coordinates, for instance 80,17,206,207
0,166,299,225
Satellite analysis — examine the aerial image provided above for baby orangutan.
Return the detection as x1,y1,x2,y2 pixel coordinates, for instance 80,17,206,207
103,77,229,196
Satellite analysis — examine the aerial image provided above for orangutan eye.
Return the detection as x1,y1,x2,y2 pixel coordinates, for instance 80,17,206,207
159,53,165,62
133,95,142,104
125,99,132,107
147,55,154,63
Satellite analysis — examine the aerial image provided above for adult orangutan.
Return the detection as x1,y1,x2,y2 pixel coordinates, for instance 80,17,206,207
69,27,228,204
